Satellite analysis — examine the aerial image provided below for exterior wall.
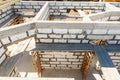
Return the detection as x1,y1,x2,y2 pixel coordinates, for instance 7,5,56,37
13,1,46,15
49,2,105,15
0,6,14,25
39,51,84,69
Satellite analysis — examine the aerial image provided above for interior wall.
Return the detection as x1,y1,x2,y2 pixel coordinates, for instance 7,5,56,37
32,51,85,69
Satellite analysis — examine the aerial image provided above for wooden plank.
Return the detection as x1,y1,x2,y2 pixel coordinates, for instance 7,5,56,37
31,51,42,77
81,51,94,80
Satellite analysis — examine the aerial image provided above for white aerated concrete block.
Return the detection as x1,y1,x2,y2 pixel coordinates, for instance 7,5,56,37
78,35,85,38
66,55,77,58
42,55,53,58
115,35,120,39
10,33,27,42
54,55,65,58
68,40,81,43
14,6,21,8
1,37,10,45
0,54,6,64
69,29,82,34
42,64,50,67
69,59,79,62
92,29,107,34
57,59,67,62
61,62,71,64
49,34,61,38
87,35,113,40
0,47,5,57
53,29,67,34
57,65,66,67
54,39,67,43
68,65,78,68
28,29,36,36
38,29,52,33
50,62,60,64
26,6,33,8
111,56,120,59
72,62,82,65
82,40,89,43
40,39,53,43
108,30,120,34
37,34,48,38
63,35,76,38
22,2,31,5
108,40,117,44
41,58,49,61
31,2,38,5
64,2,72,6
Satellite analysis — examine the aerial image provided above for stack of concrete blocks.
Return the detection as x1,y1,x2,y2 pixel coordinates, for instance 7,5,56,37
108,52,120,70
40,51,84,69
49,2,105,16
0,6,13,25
13,1,46,16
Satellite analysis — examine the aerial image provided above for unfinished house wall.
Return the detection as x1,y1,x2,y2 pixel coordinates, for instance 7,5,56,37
88,11,120,21
36,22,120,44
49,2,105,15
13,1,46,16
0,6,14,26
39,51,84,69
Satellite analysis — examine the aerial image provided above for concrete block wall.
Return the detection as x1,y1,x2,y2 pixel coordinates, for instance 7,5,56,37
40,51,84,69
0,29,36,45
89,11,120,21
36,28,120,44
108,52,120,70
0,6,13,25
49,2,105,15
13,1,46,15
0,28,35,65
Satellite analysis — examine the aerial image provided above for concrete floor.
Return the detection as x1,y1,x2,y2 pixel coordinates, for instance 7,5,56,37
42,69,82,80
